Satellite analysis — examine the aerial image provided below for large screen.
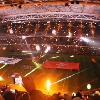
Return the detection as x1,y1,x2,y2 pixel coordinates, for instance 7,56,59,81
10,89,15,93
14,77,23,84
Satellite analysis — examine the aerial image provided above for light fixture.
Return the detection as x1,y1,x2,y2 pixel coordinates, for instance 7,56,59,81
70,1,80,4
71,1,74,4
65,2,69,6
18,5,22,9
76,1,80,4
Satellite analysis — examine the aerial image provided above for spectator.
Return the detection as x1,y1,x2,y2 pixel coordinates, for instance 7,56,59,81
22,75,47,100
0,94,4,100
76,90,83,99
17,93,29,100
73,97,82,100
2,91,16,100
91,91,100,100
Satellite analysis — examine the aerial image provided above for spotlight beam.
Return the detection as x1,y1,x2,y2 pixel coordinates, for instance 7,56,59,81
24,60,42,77
0,64,7,70
51,66,93,85
24,67,39,77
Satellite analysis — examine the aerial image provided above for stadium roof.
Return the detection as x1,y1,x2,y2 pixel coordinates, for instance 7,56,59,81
0,0,100,23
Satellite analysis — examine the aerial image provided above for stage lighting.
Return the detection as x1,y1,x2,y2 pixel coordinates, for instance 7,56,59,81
18,5,22,9
70,0,80,4
10,4,13,7
65,2,69,6
76,1,80,4
71,1,74,4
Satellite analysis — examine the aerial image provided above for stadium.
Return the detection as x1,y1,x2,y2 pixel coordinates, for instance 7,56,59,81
0,0,100,97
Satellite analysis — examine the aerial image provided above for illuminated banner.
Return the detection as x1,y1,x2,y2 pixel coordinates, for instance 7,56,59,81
42,61,79,70
0,57,22,64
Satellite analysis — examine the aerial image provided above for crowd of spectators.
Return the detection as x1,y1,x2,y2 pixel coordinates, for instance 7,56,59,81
0,75,100,100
